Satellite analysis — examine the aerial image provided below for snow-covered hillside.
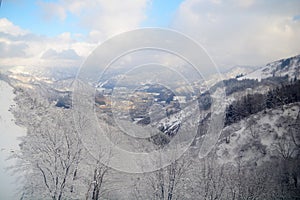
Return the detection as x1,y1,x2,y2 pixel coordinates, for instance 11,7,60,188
199,65,256,89
216,102,300,165
222,65,257,79
0,80,26,200
239,55,300,81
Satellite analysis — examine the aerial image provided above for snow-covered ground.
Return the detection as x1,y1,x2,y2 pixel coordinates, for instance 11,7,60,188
0,80,26,200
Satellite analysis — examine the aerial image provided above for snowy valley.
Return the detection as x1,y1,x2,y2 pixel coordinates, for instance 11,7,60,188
0,54,300,199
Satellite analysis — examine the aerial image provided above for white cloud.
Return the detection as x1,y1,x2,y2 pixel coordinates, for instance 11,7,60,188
38,0,150,42
58,32,72,41
235,0,255,8
41,48,81,60
173,0,300,68
0,18,28,36
0,42,28,58
0,18,91,68
0,1,150,68
37,1,67,21
5,0,300,72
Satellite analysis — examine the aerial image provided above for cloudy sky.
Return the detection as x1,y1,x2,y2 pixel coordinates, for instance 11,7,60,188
0,0,299,70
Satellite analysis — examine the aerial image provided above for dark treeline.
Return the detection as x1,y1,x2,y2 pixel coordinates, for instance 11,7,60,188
225,79,300,126
198,76,290,112
224,75,289,96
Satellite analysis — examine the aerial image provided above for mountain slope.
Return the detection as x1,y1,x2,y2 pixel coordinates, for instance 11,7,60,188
239,55,300,81
217,102,300,165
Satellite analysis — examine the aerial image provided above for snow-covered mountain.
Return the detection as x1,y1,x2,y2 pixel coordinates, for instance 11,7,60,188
239,54,300,81
222,65,257,79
